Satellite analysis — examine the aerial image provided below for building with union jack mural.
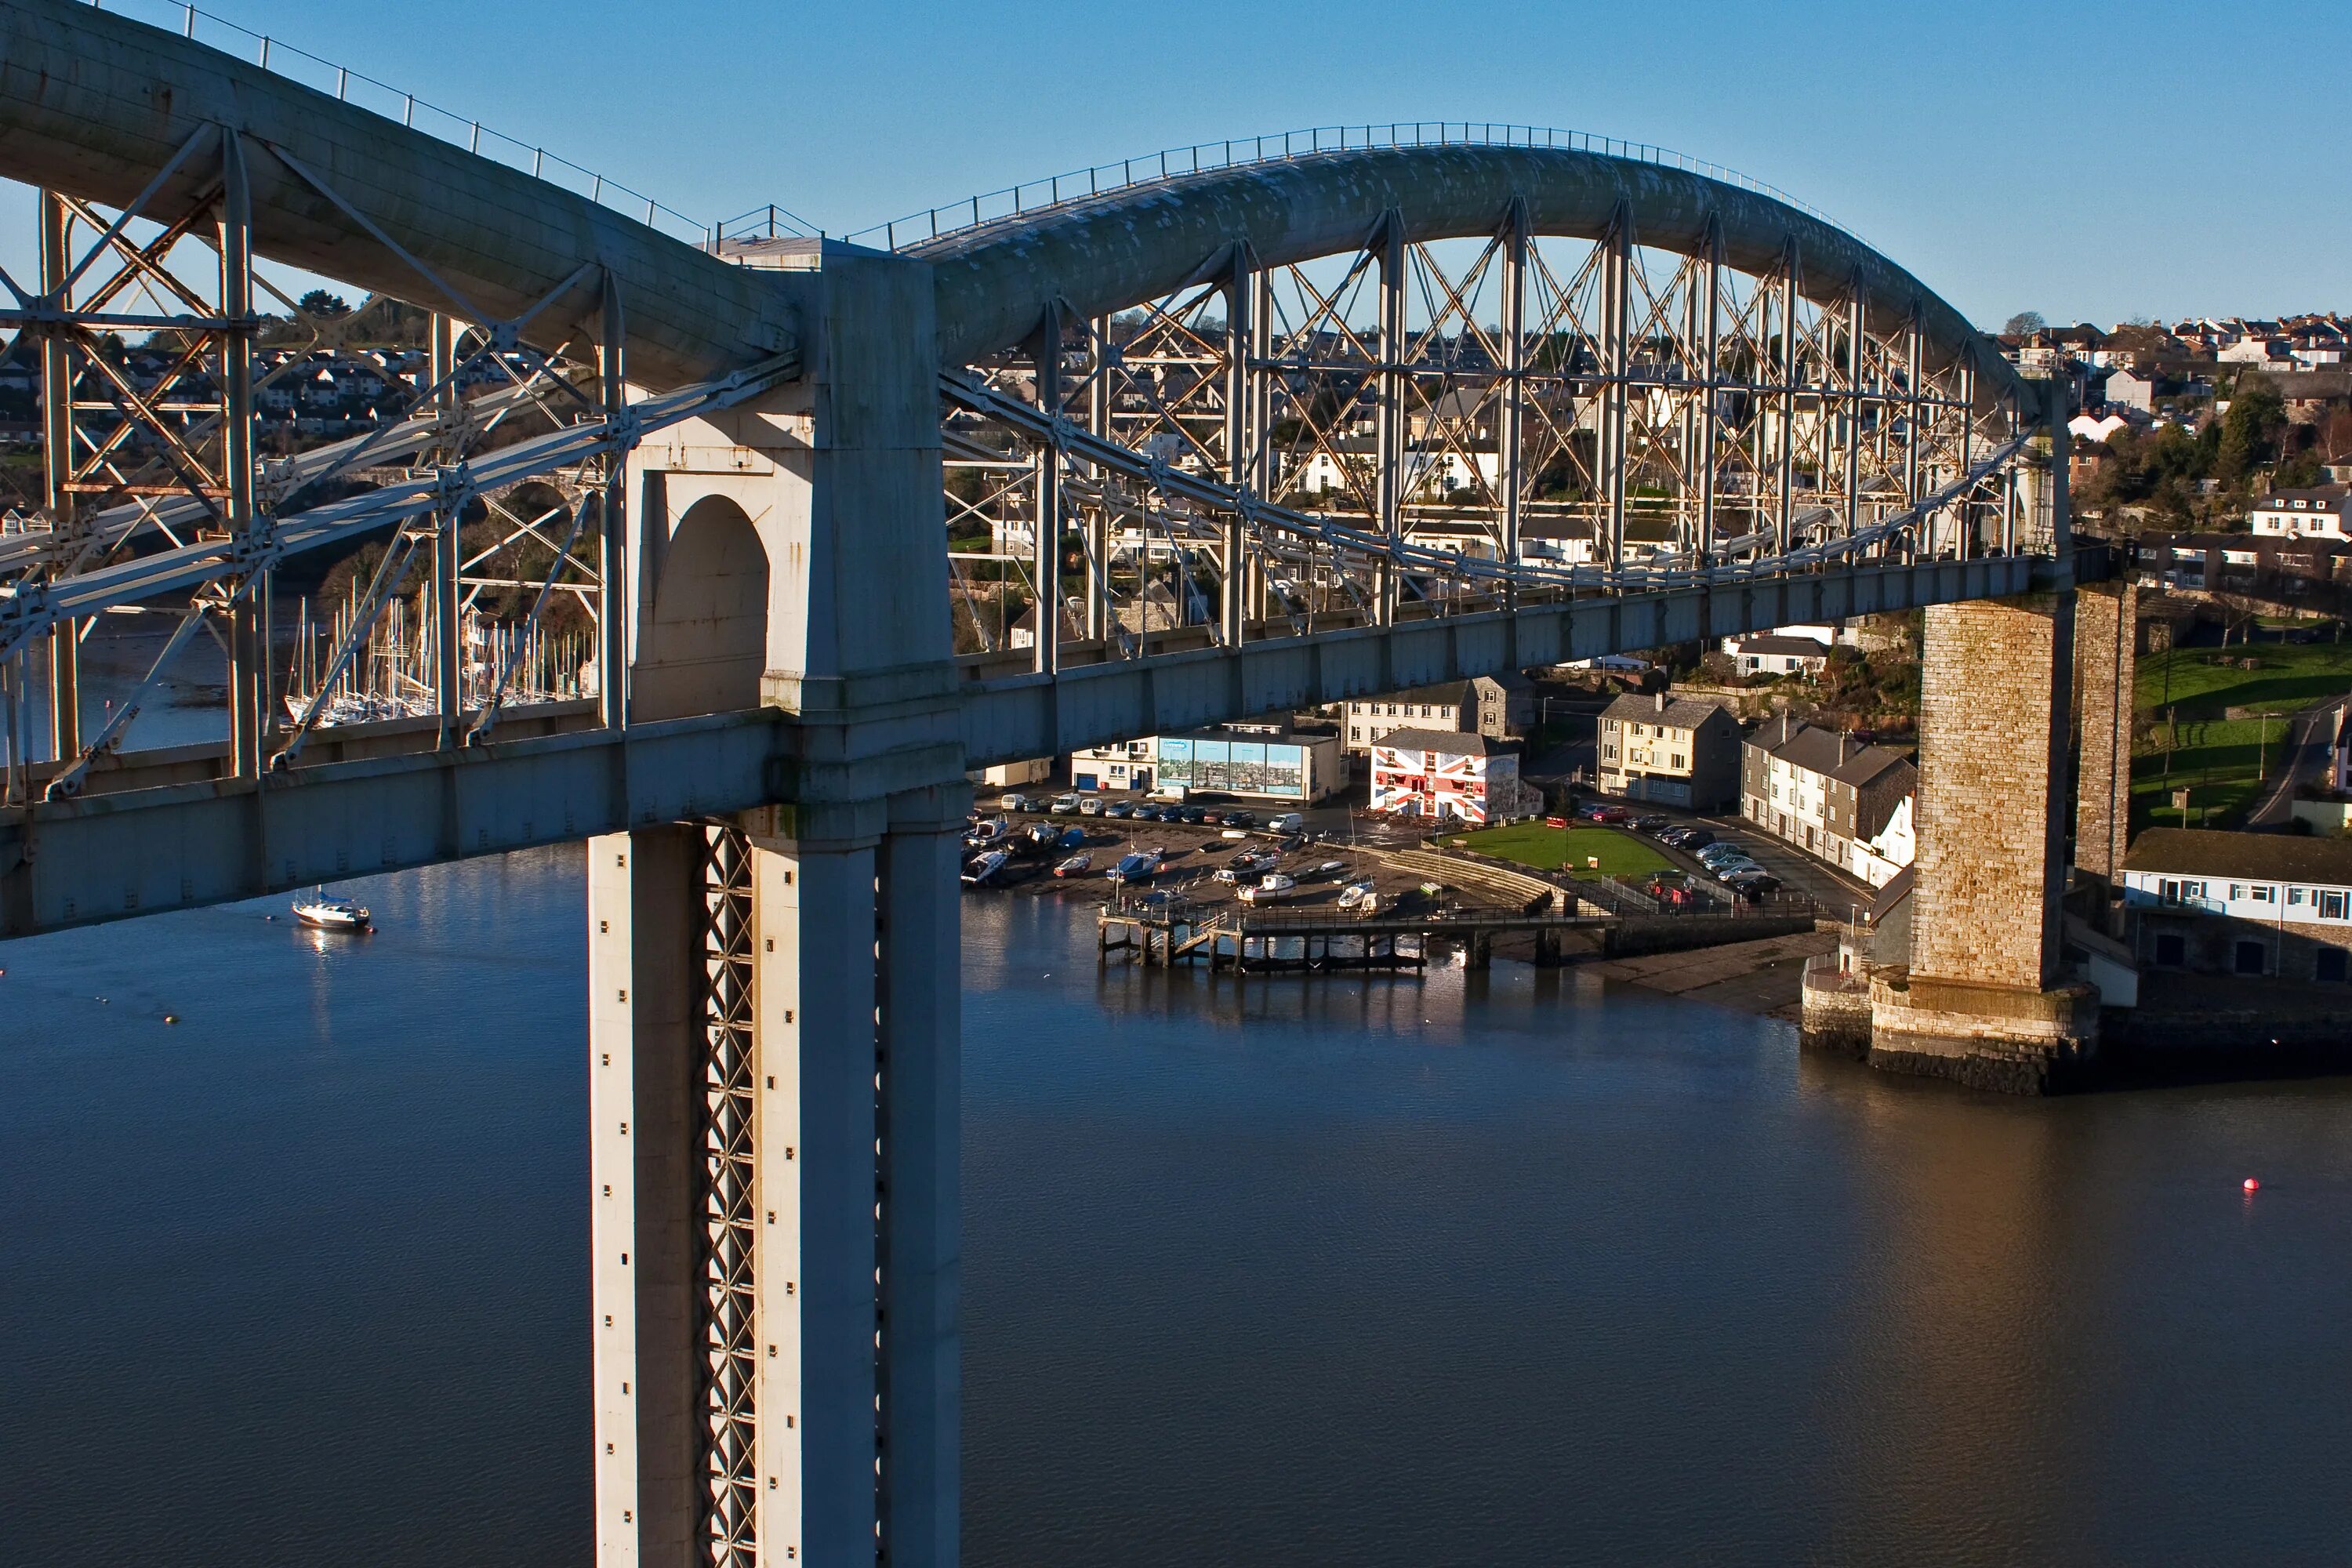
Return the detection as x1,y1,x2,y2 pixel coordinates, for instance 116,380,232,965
1367,728,1527,825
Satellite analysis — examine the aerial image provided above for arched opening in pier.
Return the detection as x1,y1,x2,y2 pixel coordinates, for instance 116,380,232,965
631,494,770,721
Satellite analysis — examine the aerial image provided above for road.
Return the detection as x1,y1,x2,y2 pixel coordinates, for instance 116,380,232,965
1688,811,1880,920
2247,697,2345,829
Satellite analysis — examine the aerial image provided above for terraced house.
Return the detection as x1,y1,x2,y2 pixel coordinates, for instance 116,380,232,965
2120,829,2352,982
1595,692,1740,811
1741,716,1917,887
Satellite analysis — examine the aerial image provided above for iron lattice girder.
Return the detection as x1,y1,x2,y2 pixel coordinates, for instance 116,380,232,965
919,144,2026,416
700,823,760,1566
949,205,2026,655
0,354,798,666
0,0,800,392
945,369,2033,593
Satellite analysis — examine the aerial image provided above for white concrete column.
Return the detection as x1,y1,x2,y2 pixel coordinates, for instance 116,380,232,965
878,790,965,1568
589,826,706,1568
748,811,883,1567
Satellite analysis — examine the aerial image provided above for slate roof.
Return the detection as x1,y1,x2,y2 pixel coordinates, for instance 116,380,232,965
1733,633,1833,658
1370,728,1508,757
1600,693,1735,730
2121,828,2352,887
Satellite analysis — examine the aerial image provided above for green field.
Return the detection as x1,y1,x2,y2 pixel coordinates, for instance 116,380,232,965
2132,641,2352,829
1449,822,1673,880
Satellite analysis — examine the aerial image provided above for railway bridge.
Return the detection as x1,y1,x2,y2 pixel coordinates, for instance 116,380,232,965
0,2,2134,1561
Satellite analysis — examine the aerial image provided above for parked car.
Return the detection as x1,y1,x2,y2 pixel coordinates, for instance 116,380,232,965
997,793,1035,815
1711,860,1762,882
1200,809,1226,826
1632,815,1668,834
1697,842,1748,866
1079,795,1106,817
1224,810,1258,830
1668,826,1716,850
1179,806,1207,825
1267,812,1305,834
1049,793,1081,815
1106,801,1134,819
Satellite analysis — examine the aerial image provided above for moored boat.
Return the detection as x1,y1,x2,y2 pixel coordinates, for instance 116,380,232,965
292,888,372,931
1053,852,1093,878
960,848,1011,886
1236,873,1298,905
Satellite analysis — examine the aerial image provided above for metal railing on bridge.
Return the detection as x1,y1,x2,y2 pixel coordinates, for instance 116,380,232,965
88,0,729,246
841,123,1864,254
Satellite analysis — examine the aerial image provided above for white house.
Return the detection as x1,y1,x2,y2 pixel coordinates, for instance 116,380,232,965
2105,367,2160,414
1721,632,1831,677
2121,828,2352,982
2069,412,2133,445
2249,485,2351,540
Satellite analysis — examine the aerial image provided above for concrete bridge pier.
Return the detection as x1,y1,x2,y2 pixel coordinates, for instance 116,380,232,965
588,241,965,1566
588,793,961,1568
1868,590,2104,1092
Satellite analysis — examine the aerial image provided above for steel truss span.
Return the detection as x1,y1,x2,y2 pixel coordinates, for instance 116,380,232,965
926,147,2051,675
0,0,2056,818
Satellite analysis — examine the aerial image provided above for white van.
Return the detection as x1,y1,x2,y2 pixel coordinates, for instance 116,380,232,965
1268,812,1305,834
1078,795,1106,817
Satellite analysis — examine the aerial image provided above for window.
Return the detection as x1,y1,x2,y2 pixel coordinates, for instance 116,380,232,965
2325,891,2349,920
1671,755,1686,769
2251,884,2275,903
1349,727,1362,742
2289,887,2307,906
2154,932,2186,967
2318,948,2349,983
2234,941,2267,976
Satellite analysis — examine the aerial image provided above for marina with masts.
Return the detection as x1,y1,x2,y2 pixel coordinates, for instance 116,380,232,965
282,587,593,728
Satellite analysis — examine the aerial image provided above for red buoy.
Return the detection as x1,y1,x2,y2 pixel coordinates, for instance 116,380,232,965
2244,1178,2260,1192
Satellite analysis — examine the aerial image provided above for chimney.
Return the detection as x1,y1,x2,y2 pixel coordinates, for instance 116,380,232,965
1655,690,1667,714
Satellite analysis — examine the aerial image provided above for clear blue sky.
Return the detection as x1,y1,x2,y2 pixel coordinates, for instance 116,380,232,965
13,0,2348,329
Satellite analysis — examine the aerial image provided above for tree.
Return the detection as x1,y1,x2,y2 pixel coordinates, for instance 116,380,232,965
2215,384,2285,488
2323,408,2352,465
297,289,350,319
2002,310,2046,337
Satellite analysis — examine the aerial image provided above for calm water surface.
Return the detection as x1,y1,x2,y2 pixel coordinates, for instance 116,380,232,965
3,850,2349,1565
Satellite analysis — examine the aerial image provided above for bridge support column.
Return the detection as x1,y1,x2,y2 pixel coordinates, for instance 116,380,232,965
590,800,963,1568
1870,593,2100,1093
598,241,964,1568
589,825,710,1568
2074,579,2137,929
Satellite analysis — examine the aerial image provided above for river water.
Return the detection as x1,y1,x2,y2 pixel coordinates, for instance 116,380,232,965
3,848,2350,1565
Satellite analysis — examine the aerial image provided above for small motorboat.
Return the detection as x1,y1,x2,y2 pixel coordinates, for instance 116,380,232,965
1236,873,1298,905
1105,849,1162,885
960,848,1011,886
1336,880,1377,912
1053,852,1094,878
292,889,372,932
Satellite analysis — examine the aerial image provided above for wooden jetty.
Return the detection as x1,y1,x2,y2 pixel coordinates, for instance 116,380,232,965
1097,892,1614,975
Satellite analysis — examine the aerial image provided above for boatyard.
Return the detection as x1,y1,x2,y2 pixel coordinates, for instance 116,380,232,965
959,796,1825,985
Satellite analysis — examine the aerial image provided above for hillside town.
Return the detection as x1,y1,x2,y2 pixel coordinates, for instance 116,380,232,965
2003,310,2352,535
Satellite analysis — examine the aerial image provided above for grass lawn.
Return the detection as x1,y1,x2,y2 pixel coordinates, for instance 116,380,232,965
2130,714,2296,829
2135,640,2352,719
1449,821,1673,880
2130,642,2352,829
